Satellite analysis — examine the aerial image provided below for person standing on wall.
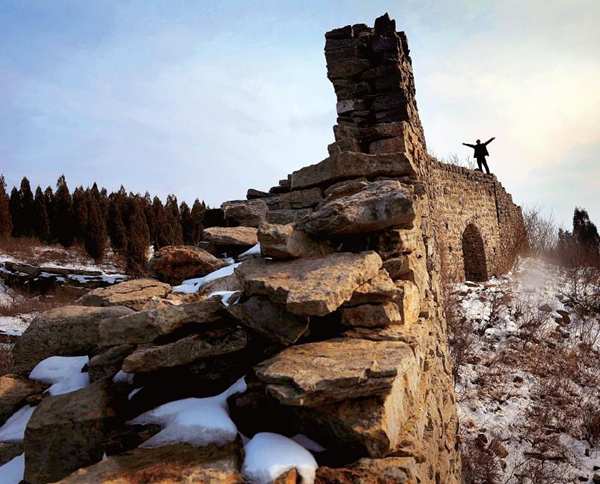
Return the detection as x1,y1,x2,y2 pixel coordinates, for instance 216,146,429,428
462,137,495,174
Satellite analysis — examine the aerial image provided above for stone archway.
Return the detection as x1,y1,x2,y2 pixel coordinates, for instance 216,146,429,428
462,223,488,282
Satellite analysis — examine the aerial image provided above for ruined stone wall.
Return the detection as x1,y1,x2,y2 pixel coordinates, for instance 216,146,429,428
221,13,523,483
425,159,525,282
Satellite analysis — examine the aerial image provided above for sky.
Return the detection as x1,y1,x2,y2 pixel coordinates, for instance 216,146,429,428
1,0,599,228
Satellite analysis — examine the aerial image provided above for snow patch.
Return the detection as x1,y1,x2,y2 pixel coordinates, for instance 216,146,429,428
0,453,24,484
173,263,241,294
242,432,318,484
129,377,246,448
29,356,89,396
0,406,35,442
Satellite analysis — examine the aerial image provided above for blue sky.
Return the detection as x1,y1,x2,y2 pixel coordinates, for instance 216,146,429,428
1,1,599,227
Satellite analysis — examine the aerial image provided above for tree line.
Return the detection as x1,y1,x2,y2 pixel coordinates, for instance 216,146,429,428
0,175,211,273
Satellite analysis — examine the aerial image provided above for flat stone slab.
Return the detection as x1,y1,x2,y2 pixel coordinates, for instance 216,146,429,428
227,296,309,346
78,279,172,310
254,337,415,406
202,227,258,247
290,151,416,190
121,326,248,373
57,442,243,483
98,300,223,346
235,251,382,316
296,180,415,236
13,305,134,375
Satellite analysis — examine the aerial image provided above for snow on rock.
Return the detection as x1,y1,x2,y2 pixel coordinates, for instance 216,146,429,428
453,257,600,482
0,453,24,484
0,406,35,442
173,262,241,294
129,377,247,448
112,370,134,385
242,432,318,484
207,290,239,307
29,355,89,396
0,314,35,337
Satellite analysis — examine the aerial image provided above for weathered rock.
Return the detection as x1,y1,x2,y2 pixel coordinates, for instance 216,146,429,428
57,442,243,483
121,326,248,374
377,228,420,260
12,305,134,375
316,457,417,483
347,269,400,306
267,208,313,225
24,380,124,484
297,180,415,236
341,302,401,328
323,178,369,201
255,338,415,406
387,253,429,296
222,199,268,227
88,345,136,382
265,187,323,210
247,188,269,199
395,280,421,325
0,375,46,425
149,246,227,285
78,278,172,310
197,273,241,298
0,443,22,467
98,300,223,346
203,226,258,247
227,296,309,345
258,223,332,260
290,151,416,190
236,252,382,316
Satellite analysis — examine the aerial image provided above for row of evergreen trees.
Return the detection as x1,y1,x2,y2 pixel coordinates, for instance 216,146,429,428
0,175,208,273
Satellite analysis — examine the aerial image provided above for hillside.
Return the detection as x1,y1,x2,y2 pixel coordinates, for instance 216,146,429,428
452,258,600,483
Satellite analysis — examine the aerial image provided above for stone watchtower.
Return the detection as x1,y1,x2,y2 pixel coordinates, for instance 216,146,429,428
325,13,427,168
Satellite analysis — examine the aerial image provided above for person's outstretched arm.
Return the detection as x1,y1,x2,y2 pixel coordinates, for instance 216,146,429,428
484,137,496,145
462,142,475,148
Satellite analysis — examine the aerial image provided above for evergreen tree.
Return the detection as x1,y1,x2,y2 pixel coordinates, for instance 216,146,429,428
572,208,600,253
107,197,128,253
53,175,75,247
190,199,206,244
19,177,35,237
0,176,12,238
72,187,89,242
165,195,183,245
152,197,171,248
84,195,107,262
180,202,193,245
142,192,156,247
125,198,150,274
33,187,51,242
9,187,21,237
44,186,55,242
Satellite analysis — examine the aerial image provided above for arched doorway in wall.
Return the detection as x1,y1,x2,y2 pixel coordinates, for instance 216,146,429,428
462,223,488,281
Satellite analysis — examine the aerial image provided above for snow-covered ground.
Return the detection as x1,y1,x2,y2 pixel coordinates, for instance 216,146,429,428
452,257,600,483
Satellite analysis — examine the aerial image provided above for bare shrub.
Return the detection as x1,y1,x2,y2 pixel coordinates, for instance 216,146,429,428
443,153,478,170
461,433,503,484
443,285,475,382
522,207,556,257
581,399,600,447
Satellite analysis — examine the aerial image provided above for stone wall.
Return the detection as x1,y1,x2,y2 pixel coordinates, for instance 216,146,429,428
232,13,524,482
425,159,525,282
